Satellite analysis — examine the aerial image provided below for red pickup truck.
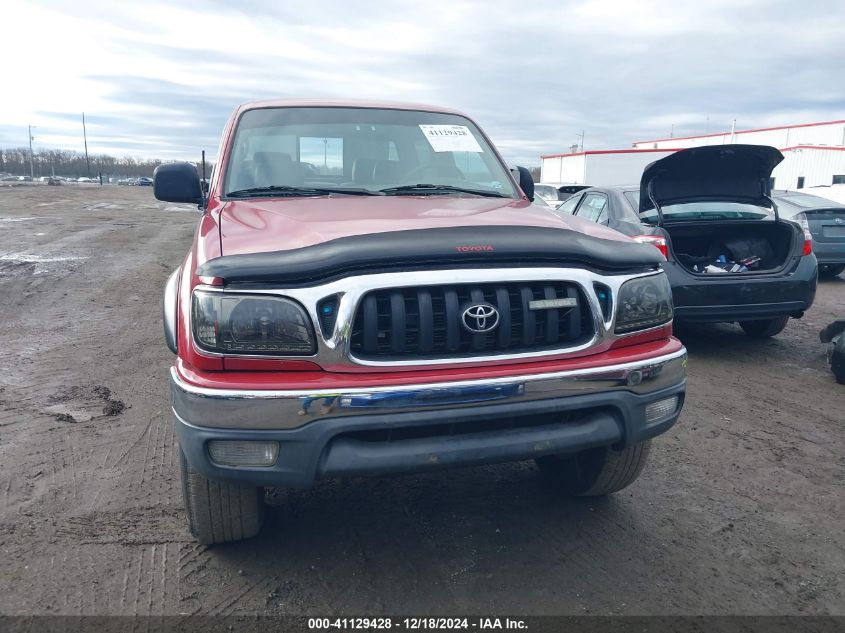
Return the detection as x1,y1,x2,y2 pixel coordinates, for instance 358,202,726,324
155,100,687,544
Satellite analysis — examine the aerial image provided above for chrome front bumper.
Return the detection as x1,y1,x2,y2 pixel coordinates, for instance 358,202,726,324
171,349,686,487
171,348,687,431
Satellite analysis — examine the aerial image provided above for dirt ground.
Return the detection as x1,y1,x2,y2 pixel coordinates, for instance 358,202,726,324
0,185,842,617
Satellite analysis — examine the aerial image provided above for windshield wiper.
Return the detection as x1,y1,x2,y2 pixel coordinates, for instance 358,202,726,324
226,185,383,198
379,184,508,198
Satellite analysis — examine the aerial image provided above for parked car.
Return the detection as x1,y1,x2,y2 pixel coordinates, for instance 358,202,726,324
557,184,590,200
135,176,153,186
556,145,817,338
771,190,845,278
536,183,590,207
154,99,687,544
534,184,566,208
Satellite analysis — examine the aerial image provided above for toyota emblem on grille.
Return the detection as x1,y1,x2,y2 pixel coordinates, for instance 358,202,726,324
461,303,500,334
836,217,844,224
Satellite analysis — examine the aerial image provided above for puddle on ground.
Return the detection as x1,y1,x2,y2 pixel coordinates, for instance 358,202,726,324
45,385,127,423
0,217,35,222
163,205,198,213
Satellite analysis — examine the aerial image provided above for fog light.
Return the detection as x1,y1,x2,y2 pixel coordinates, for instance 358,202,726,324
645,396,678,423
208,441,279,467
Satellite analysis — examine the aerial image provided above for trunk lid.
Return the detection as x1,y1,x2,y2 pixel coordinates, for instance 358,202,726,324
639,144,784,224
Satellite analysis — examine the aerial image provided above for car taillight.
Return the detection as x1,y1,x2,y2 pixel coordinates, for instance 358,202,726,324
632,235,668,260
796,213,813,256
803,238,813,256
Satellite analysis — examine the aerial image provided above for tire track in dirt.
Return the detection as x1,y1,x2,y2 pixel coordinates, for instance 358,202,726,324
0,188,195,616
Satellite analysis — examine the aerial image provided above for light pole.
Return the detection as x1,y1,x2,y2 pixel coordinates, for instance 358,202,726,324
28,125,35,178
323,138,328,170
82,113,91,177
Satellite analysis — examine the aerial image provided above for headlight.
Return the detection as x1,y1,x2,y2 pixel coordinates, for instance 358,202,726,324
614,273,673,334
192,290,316,355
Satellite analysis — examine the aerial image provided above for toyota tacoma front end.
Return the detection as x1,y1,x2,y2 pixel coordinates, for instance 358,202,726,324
156,100,687,544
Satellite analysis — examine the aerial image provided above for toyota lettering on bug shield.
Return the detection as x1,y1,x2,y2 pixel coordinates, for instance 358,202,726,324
155,99,687,545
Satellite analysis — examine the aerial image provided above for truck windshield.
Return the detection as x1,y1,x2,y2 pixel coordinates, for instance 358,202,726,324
224,107,518,198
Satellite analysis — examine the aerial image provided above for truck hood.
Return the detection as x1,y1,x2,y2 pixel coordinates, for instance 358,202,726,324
199,196,663,283
218,195,630,256
639,144,784,214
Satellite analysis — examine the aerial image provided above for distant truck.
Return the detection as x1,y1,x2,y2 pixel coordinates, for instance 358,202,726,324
155,100,687,544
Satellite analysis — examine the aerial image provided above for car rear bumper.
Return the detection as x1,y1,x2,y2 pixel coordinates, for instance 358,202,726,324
812,240,845,265
665,256,817,322
171,348,687,488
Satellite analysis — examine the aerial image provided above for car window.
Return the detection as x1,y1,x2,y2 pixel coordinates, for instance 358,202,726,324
534,185,561,201
575,193,608,223
596,206,608,225
645,201,772,223
557,193,581,214
776,193,845,209
623,190,639,210
625,189,773,223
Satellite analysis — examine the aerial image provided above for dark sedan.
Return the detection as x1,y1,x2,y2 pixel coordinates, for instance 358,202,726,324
771,190,845,278
556,145,818,338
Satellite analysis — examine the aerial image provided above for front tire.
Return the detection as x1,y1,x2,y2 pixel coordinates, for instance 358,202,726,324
739,316,789,338
179,449,265,545
535,441,651,496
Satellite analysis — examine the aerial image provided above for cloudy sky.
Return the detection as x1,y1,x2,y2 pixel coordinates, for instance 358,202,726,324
3,0,844,166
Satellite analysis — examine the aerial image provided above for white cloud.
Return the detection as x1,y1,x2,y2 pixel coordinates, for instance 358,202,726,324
1,0,843,165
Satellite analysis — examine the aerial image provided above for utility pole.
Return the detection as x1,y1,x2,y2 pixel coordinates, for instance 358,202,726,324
82,112,91,177
670,123,674,138
577,130,585,152
28,125,34,178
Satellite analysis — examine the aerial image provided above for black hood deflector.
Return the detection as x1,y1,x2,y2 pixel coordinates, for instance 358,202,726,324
197,225,663,285
639,144,784,214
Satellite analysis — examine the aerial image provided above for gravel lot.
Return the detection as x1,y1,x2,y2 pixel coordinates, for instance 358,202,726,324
0,185,842,616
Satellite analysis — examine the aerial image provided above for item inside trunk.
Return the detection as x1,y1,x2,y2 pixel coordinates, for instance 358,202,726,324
666,222,795,274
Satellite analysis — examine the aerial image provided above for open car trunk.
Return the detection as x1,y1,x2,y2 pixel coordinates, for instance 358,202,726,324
665,221,797,274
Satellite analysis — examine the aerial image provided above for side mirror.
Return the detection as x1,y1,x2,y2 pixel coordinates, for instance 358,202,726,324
514,165,534,201
154,163,203,204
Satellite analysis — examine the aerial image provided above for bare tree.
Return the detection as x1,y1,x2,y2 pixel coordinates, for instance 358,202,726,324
0,146,193,179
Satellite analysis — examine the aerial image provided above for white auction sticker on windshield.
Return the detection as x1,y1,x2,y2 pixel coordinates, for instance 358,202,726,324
419,125,483,153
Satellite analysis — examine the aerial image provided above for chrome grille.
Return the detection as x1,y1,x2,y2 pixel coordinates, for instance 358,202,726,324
349,281,593,359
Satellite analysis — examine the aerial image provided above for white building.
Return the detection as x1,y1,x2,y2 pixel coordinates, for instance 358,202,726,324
632,119,845,151
541,119,845,191
540,149,675,186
